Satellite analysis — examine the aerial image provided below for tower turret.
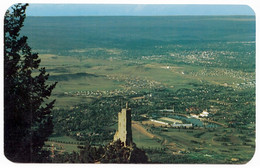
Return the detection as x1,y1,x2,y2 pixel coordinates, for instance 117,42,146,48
113,103,133,146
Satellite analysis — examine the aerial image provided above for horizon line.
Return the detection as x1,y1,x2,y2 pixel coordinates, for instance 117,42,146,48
25,4,255,17
26,14,256,17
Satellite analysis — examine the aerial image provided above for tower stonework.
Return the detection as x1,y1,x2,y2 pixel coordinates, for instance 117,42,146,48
113,103,133,146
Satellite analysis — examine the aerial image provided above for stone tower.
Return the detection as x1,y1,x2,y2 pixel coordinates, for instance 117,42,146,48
113,103,133,146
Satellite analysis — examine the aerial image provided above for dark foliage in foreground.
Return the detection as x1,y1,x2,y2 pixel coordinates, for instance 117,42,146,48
4,3,57,162
52,140,148,163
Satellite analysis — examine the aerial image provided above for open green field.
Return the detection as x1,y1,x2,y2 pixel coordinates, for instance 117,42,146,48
132,125,164,149
45,136,83,153
134,123,255,163
39,54,254,108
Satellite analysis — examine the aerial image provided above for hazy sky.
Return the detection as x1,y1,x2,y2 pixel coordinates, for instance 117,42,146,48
26,4,255,16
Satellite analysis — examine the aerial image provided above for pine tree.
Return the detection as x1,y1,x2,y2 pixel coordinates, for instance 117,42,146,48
4,3,57,162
